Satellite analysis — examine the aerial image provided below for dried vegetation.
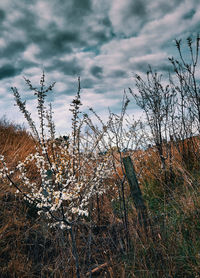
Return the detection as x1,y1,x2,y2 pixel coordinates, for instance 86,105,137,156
1,36,200,277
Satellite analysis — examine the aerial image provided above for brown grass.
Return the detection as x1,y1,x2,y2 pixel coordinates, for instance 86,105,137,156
1,120,200,277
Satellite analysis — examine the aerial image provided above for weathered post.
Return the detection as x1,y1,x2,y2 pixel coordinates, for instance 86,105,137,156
123,156,150,233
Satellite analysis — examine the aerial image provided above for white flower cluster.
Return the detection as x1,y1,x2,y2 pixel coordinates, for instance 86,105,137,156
0,155,7,179
1,74,117,230
0,142,114,230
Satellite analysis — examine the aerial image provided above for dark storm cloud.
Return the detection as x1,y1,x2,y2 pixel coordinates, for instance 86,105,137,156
0,41,26,59
12,2,94,60
109,70,127,78
0,0,112,64
128,0,146,17
101,17,112,28
19,60,39,70
14,8,36,28
93,31,110,42
36,39,74,60
14,15,72,59
44,31,82,57
52,0,92,25
0,9,6,23
90,66,103,79
53,31,79,45
13,7,40,42
182,9,196,20
72,0,91,14
0,0,200,134
47,59,83,76
0,64,21,80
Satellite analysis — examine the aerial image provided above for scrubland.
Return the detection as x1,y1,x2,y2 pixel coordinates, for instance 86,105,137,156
1,37,200,277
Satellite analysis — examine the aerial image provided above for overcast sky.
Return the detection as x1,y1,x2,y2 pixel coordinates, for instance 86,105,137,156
0,0,199,135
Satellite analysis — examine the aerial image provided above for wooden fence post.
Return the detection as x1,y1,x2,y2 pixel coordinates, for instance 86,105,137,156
122,156,151,233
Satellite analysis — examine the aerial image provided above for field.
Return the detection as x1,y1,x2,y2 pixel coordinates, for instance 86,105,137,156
1,37,200,277
1,118,200,278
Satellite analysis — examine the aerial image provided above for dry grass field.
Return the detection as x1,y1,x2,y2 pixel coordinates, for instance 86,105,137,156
1,118,200,278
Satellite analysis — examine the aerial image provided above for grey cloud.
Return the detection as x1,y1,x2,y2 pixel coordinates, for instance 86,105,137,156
0,64,21,80
47,59,83,76
18,60,39,70
53,0,92,24
51,0,113,47
128,0,146,17
14,8,37,34
0,9,6,23
4,0,111,62
15,16,59,53
72,0,91,12
14,7,89,60
109,70,127,78
109,0,148,37
14,10,75,58
35,37,74,60
83,19,114,47
132,62,150,73
156,2,180,14
157,63,173,73
133,61,173,74
93,31,110,42
182,9,196,20
0,41,26,59
0,0,200,134
101,17,112,28
49,31,81,55
81,78,95,88
13,12,57,58
67,0,92,21
90,66,103,78
53,31,79,45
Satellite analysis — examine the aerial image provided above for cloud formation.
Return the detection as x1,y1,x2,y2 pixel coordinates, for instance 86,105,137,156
0,0,200,133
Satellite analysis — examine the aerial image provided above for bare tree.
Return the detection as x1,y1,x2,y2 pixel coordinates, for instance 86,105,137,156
169,35,200,168
129,68,176,181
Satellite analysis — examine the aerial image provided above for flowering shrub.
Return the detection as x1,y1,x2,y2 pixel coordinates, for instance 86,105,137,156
0,146,112,230
0,73,114,230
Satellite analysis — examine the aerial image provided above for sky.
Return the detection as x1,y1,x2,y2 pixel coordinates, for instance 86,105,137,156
0,0,200,135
